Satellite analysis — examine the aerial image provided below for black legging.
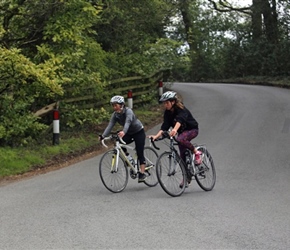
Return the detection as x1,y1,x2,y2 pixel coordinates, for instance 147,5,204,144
122,129,146,165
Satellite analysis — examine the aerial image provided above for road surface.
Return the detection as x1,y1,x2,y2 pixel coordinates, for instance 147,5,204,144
1,83,290,249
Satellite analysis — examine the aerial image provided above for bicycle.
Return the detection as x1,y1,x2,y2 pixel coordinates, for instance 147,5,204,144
99,132,159,193
151,131,216,197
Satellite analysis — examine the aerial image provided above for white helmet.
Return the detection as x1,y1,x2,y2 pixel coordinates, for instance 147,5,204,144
110,95,125,104
159,91,177,102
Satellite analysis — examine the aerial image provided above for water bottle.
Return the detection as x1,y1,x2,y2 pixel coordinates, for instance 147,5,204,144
185,150,194,175
185,150,191,166
126,154,135,166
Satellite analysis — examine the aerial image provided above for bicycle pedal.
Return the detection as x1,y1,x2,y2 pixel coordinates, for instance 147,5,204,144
130,173,137,179
145,164,154,170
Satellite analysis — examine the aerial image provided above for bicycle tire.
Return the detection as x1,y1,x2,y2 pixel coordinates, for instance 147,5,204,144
195,147,216,191
143,146,159,187
99,150,129,193
156,152,187,197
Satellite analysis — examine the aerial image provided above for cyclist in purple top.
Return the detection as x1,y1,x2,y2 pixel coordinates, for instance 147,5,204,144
150,91,202,166
99,95,147,183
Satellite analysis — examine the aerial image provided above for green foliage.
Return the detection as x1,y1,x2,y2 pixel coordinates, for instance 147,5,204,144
0,133,97,177
0,0,108,146
95,0,170,78
0,0,290,148
63,107,110,128
0,147,44,176
0,47,64,146
0,107,162,178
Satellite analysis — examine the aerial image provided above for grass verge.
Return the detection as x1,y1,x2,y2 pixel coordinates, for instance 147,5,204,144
0,105,163,182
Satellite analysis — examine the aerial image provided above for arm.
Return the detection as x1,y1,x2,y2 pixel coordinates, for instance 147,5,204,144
150,129,164,141
149,112,170,140
102,113,116,138
118,108,133,138
171,108,189,136
170,122,181,137
122,108,134,134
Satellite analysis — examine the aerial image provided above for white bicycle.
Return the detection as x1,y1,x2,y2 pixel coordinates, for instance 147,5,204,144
99,132,159,193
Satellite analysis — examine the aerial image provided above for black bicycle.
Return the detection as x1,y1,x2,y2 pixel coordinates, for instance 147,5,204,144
151,131,216,197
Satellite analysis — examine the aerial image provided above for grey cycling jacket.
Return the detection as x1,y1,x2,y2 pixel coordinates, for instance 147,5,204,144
102,107,144,137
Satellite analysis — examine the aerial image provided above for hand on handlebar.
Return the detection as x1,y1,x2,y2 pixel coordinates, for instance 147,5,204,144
147,136,160,150
169,129,177,137
118,131,125,138
100,132,127,148
148,135,159,141
98,135,104,141
148,131,170,141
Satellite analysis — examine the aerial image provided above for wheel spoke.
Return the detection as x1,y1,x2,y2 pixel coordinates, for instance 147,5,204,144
157,152,187,197
99,150,128,193
143,147,159,187
195,148,216,191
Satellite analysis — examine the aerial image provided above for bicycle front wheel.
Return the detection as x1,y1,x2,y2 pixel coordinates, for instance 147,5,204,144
195,147,216,191
99,150,129,193
143,146,158,187
156,152,187,197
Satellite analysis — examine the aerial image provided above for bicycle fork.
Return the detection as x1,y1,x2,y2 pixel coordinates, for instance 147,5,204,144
111,151,119,173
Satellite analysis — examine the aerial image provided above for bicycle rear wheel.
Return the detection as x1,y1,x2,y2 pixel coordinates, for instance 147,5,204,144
99,150,129,193
156,152,187,197
143,146,158,187
195,147,216,191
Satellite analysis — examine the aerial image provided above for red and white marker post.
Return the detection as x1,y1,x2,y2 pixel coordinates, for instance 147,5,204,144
53,109,60,145
127,90,133,109
158,80,163,98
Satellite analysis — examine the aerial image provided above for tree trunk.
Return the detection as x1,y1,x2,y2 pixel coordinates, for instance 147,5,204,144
179,0,196,52
252,0,279,44
252,0,263,41
262,0,279,44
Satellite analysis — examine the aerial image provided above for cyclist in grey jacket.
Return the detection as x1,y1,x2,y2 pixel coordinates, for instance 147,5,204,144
100,95,147,183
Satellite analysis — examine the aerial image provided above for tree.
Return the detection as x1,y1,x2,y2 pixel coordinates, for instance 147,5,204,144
0,0,108,145
91,0,175,78
207,0,290,76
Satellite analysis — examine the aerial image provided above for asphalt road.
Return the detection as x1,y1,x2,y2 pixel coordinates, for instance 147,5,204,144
1,83,290,250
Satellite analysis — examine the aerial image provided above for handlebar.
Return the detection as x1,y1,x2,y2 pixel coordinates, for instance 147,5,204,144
163,131,179,143
100,130,176,149
149,130,179,150
100,132,126,148
149,137,160,150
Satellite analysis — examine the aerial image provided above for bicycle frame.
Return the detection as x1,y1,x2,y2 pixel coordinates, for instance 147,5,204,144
167,138,184,175
154,132,204,175
151,130,216,196
151,132,186,174
102,135,138,175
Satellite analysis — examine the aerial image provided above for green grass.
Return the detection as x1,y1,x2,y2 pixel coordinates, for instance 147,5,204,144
0,106,163,179
0,147,44,176
0,135,100,178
